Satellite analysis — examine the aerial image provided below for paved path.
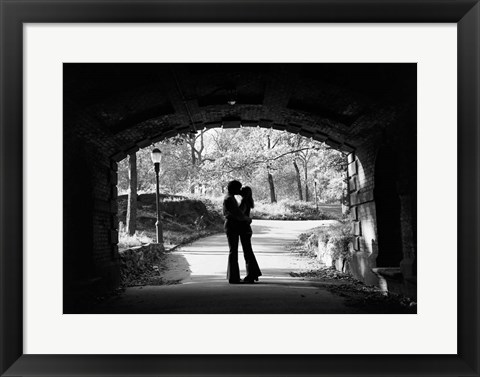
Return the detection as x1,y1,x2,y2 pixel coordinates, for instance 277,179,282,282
94,220,366,314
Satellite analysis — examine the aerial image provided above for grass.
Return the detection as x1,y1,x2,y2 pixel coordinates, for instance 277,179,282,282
186,195,342,221
118,195,224,249
118,228,154,249
118,223,224,250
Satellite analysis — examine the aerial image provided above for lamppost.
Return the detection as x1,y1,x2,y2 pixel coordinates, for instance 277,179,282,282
151,148,164,244
314,178,319,211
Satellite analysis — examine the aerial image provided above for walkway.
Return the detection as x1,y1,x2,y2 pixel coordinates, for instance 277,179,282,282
93,220,367,314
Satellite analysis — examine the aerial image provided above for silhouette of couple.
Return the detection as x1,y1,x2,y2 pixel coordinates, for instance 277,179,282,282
223,180,262,284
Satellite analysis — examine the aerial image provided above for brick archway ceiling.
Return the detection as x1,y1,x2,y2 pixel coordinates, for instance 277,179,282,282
64,63,416,160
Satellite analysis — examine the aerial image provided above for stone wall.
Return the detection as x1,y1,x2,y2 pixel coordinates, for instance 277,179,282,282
64,106,121,299
344,139,380,286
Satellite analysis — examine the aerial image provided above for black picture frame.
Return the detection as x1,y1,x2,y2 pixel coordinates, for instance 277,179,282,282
0,1,478,376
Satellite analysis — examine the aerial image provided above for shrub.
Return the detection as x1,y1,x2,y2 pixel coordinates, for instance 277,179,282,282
178,195,342,221
252,199,339,220
315,220,354,262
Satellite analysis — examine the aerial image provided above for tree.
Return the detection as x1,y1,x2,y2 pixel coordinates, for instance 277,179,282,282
265,133,277,203
181,129,208,193
126,152,137,235
116,127,346,204
296,145,316,202
293,160,303,201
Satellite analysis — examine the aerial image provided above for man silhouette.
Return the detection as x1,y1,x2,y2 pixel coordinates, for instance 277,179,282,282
223,180,252,284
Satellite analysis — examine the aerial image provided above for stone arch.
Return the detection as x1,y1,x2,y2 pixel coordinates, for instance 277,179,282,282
107,121,379,287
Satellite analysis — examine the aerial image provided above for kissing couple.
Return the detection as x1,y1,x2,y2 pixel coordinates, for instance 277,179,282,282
222,180,262,284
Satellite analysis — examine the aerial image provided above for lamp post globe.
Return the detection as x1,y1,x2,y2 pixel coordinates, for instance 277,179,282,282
151,148,163,245
151,148,162,165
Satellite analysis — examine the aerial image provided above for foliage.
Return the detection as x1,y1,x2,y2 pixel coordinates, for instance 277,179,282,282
314,220,355,261
296,220,354,265
117,194,224,248
117,128,346,204
251,200,341,220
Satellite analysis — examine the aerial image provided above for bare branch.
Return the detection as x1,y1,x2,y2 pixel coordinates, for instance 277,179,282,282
271,147,316,161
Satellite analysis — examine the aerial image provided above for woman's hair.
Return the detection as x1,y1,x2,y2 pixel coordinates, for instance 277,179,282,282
240,186,254,209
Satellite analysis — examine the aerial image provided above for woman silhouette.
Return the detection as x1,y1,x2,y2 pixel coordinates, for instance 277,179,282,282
239,186,262,283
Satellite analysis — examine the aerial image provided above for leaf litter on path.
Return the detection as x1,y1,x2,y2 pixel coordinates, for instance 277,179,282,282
287,238,417,314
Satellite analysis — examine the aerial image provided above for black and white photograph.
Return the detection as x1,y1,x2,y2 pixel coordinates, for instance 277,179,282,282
63,63,417,314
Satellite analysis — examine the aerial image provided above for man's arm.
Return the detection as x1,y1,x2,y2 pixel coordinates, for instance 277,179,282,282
223,196,251,222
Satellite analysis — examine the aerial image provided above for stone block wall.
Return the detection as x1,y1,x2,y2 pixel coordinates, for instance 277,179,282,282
344,138,380,286
64,106,122,298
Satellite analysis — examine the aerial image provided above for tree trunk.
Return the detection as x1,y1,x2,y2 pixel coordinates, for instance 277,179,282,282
189,133,196,193
189,176,195,194
266,135,277,203
304,165,309,202
126,152,137,236
293,160,303,201
268,171,277,203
